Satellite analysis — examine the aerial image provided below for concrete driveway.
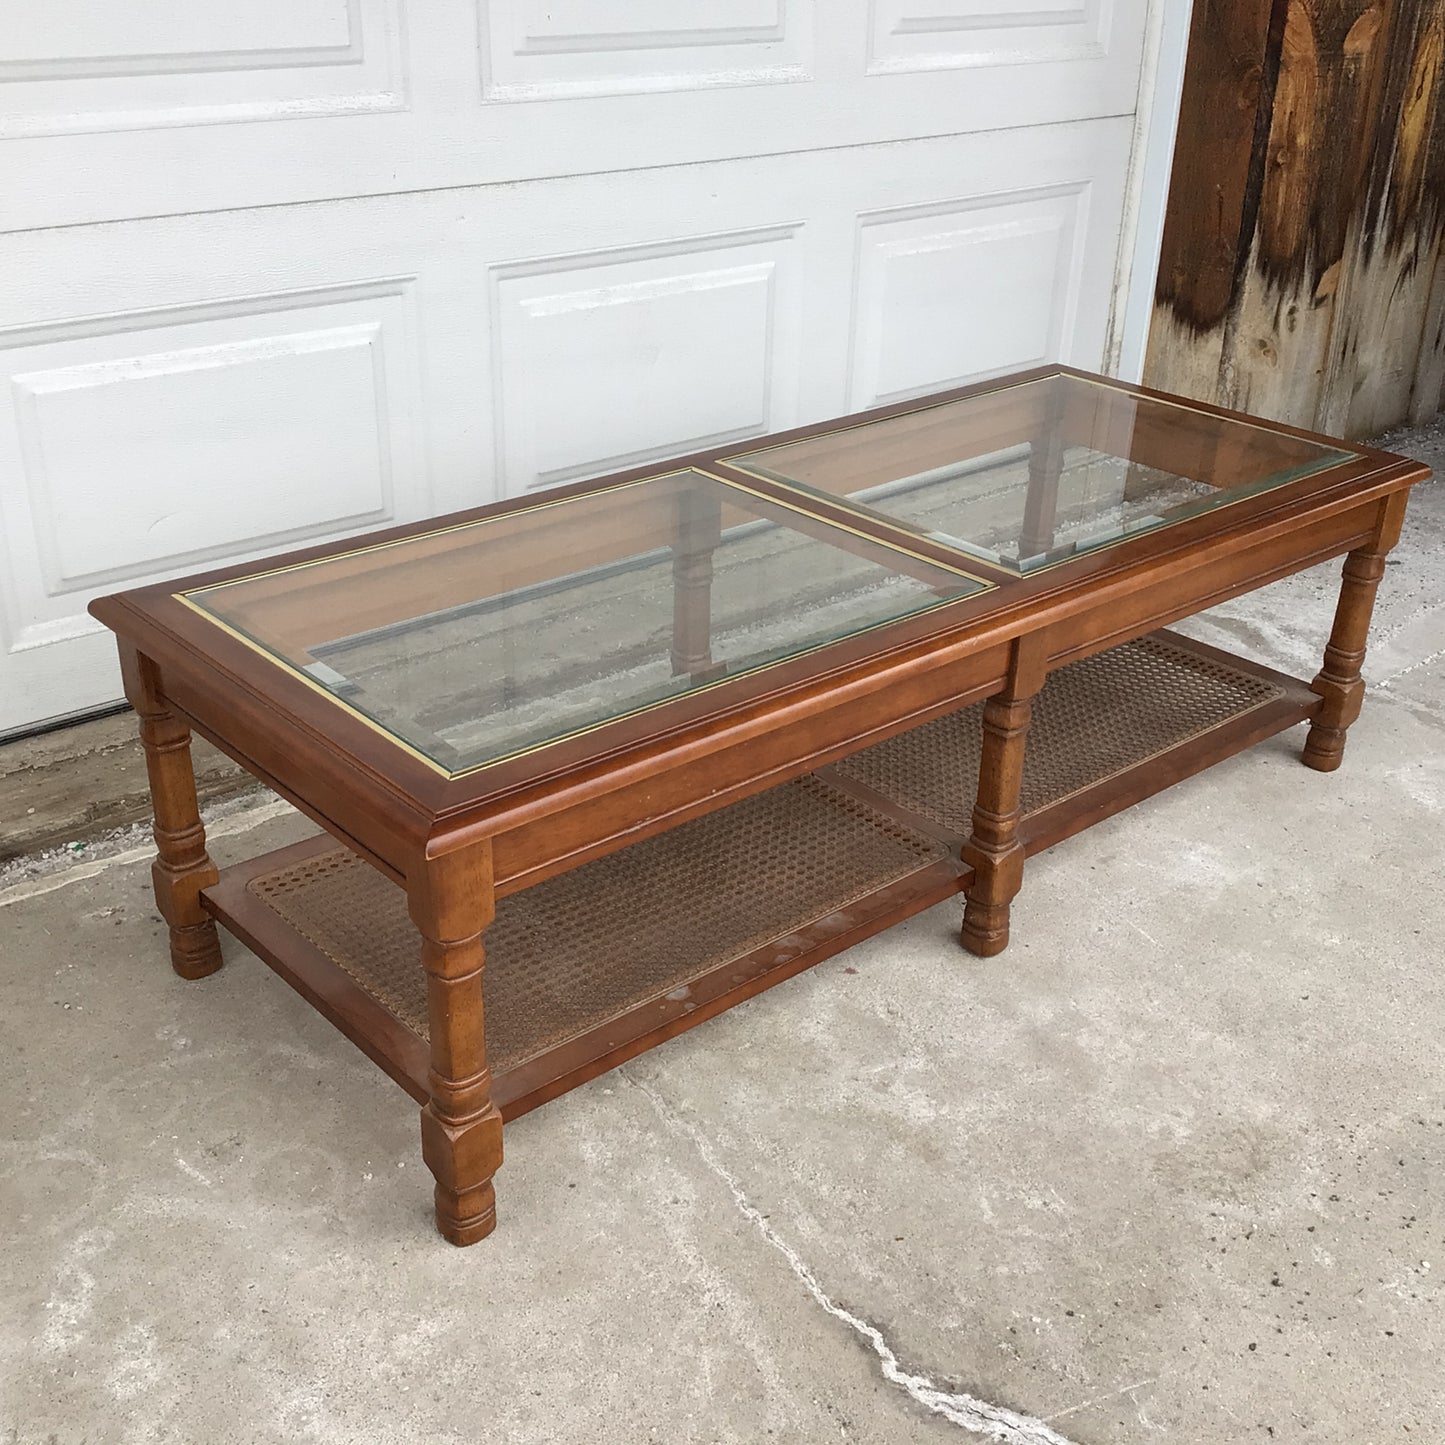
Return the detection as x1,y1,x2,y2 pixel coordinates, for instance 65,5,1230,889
3,432,1442,1445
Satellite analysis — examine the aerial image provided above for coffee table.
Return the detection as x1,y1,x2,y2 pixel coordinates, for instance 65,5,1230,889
90,366,1428,1245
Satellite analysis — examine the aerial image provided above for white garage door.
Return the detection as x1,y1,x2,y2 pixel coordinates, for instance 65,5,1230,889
0,0,1166,734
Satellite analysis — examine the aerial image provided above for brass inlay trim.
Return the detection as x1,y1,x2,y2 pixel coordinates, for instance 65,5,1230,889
725,454,1355,579
726,373,1360,468
176,467,996,781
721,372,1360,578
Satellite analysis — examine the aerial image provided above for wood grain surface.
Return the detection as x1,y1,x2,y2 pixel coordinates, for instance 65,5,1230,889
1148,0,1445,437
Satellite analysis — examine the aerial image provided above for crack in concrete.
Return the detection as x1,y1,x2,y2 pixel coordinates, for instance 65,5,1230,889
1379,638,1445,687
1044,1374,1164,1425
627,1071,1081,1445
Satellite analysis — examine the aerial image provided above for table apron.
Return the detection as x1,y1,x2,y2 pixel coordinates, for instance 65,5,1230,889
487,640,1014,895
480,499,1381,895
143,491,1387,899
1041,500,1378,669
155,673,418,886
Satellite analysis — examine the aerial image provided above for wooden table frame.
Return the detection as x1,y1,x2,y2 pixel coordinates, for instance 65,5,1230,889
91,366,1428,1245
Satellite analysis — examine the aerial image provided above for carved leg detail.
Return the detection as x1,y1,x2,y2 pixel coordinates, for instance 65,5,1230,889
1019,433,1064,562
410,845,502,1247
421,1069,502,1245
120,645,222,979
961,691,1034,958
670,545,717,679
670,487,724,683
1302,548,1388,774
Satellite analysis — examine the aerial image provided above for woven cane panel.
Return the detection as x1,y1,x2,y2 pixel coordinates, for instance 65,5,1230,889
833,633,1284,835
246,775,948,1073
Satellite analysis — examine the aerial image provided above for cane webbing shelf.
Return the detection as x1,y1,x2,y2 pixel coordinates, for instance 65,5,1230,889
225,770,954,1119
831,629,1290,834
203,629,1317,1119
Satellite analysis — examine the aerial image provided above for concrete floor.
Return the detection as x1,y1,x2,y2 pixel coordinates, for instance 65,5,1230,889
2,427,1443,1445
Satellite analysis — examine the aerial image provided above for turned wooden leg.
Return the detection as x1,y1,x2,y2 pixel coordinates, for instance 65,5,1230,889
671,486,723,682
1018,428,1064,563
408,842,503,1246
671,545,716,678
118,644,222,979
961,638,1047,957
1302,493,1408,773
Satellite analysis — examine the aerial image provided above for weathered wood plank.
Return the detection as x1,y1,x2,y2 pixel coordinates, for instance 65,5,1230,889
1407,237,1445,424
1150,0,1283,342
1146,0,1445,438
1331,1,1445,436
1224,0,1384,427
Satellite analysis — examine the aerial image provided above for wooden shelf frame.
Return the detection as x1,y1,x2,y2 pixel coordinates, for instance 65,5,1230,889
202,630,1318,1121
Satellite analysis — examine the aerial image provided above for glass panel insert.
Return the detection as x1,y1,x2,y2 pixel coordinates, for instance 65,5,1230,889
183,469,986,774
731,375,1357,574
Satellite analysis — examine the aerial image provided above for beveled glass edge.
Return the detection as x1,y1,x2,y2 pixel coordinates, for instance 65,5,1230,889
181,466,989,603
721,374,1360,578
724,371,1362,473
734,450,1353,579
1002,453,1351,575
174,466,997,780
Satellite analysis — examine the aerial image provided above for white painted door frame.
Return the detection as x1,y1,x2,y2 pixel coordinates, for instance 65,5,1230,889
1110,0,1195,382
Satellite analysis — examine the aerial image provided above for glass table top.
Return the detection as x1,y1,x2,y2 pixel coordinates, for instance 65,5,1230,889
729,374,1357,574
182,469,987,776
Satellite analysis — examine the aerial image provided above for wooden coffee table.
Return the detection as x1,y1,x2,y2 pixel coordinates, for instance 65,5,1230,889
90,366,1428,1245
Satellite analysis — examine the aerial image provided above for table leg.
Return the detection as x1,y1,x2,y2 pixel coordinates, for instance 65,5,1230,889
671,487,723,682
408,842,504,1246
1018,389,1066,562
961,638,1047,957
1019,433,1064,562
119,644,223,979
1302,492,1409,773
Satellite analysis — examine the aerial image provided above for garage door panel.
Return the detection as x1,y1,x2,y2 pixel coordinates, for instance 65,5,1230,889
0,277,432,730
470,119,1127,460
866,0,1112,74
0,118,1130,730
0,0,407,138
849,184,1090,409
2,0,1147,230
492,227,804,494
482,0,811,100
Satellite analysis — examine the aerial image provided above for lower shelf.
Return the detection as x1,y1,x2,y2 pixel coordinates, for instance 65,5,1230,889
202,629,1319,1118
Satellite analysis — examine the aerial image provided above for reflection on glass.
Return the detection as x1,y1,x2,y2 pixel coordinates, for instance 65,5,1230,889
733,375,1356,574
184,470,985,774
